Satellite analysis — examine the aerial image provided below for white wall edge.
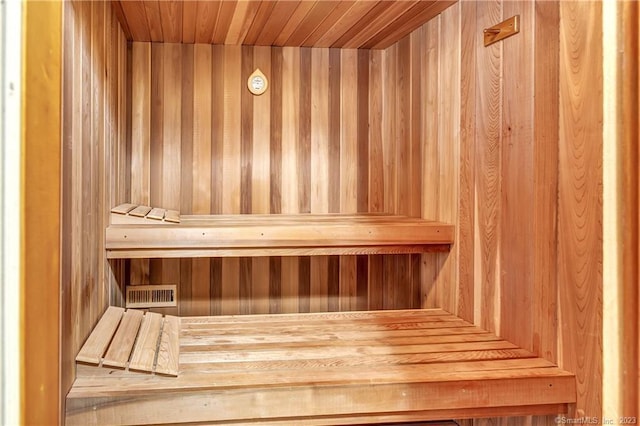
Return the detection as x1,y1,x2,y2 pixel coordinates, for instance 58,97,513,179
602,0,621,422
0,0,23,424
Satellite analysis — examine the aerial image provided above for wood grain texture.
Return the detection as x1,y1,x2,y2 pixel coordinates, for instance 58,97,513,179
475,0,502,335
457,0,476,323
60,1,129,422
532,0,560,365
67,310,576,425
558,0,603,420
500,0,534,351
113,0,449,49
75,306,124,365
619,1,639,418
128,43,435,315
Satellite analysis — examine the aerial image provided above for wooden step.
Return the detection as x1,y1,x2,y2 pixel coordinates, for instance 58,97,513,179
75,307,180,376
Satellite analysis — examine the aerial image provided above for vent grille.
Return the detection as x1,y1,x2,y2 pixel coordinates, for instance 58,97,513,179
126,285,177,308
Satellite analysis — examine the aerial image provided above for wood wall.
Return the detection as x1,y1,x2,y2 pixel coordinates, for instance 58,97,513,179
389,0,561,353
405,1,602,425
126,41,448,315
444,1,602,424
557,1,603,421
93,0,606,423
60,0,128,416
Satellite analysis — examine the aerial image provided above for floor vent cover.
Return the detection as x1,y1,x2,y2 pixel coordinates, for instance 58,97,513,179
126,285,177,308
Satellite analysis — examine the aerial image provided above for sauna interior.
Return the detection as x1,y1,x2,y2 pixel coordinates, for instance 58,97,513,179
46,0,613,424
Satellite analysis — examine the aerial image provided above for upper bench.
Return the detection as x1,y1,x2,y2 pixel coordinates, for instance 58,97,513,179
105,204,455,258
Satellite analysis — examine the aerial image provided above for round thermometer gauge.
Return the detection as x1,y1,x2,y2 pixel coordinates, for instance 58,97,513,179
248,69,268,95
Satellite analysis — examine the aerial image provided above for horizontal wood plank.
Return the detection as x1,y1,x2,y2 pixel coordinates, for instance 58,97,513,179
68,310,575,425
105,213,454,258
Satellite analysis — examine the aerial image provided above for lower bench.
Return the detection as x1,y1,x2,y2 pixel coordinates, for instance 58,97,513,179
67,308,576,425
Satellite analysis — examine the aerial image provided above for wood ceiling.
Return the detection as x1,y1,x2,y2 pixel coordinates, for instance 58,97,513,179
112,1,456,49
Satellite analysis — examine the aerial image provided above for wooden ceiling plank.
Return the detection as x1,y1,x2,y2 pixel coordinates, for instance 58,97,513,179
212,1,238,44
342,0,421,49
118,0,151,42
143,1,164,42
254,1,302,46
194,1,220,44
313,1,381,48
225,1,261,45
273,1,318,46
331,1,393,48
285,1,342,46
159,1,183,43
243,1,278,46
115,0,460,48
181,1,197,44
111,1,133,41
361,1,434,49
301,1,357,47
371,0,458,49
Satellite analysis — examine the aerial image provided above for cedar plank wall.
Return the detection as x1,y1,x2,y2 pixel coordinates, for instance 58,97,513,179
127,44,425,315
61,0,129,414
123,1,606,424
399,1,603,425
558,1,603,422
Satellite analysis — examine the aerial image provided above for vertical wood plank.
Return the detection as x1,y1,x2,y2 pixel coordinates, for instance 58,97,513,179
357,49,370,213
310,48,330,214
421,16,441,310
437,1,461,316
383,44,397,215
179,44,194,316
252,46,272,314
499,0,534,351
366,49,384,312
240,46,254,215
298,48,312,214
160,43,182,316
149,43,164,289
396,36,410,217
619,1,640,418
328,48,341,214
221,45,242,314
339,49,358,311
457,0,477,323
191,44,212,316
310,48,330,312
558,0,603,419
211,45,224,215
281,46,301,313
475,0,502,333
532,0,559,364
270,47,283,215
368,49,384,213
270,48,284,311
